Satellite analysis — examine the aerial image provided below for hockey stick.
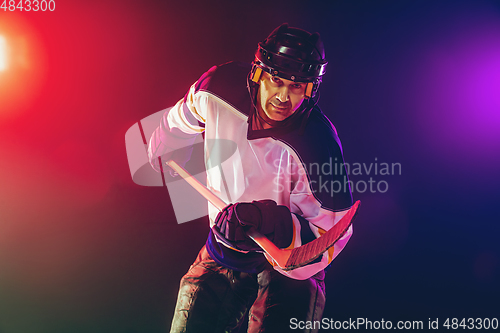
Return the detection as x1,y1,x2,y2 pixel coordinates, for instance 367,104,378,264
166,160,360,271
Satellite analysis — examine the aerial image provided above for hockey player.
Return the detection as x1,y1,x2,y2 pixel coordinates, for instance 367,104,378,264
148,23,354,333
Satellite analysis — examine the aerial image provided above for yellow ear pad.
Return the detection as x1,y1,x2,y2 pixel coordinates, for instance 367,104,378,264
251,67,262,83
305,82,314,98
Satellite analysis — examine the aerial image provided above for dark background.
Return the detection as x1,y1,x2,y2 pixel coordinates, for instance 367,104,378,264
1,0,499,332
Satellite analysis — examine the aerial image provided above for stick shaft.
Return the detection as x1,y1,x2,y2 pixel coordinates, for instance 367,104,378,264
166,160,226,210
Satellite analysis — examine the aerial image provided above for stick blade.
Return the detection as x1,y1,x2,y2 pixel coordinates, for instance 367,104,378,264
283,200,360,271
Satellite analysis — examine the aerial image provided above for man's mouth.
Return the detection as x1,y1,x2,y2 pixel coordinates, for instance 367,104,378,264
270,102,289,111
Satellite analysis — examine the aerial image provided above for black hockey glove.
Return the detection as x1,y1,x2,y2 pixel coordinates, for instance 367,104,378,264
212,200,293,252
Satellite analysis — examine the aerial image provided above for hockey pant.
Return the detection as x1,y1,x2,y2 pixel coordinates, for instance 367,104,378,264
170,245,326,333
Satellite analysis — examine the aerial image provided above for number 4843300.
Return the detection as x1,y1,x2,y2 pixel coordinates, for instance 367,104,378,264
443,318,498,330
1,0,56,11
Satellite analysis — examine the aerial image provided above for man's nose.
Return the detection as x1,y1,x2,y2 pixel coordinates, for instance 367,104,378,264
276,86,290,102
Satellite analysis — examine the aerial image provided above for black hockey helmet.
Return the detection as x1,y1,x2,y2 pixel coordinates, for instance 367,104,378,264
250,23,327,98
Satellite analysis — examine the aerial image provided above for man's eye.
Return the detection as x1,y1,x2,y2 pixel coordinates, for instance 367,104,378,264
271,76,281,83
292,84,303,89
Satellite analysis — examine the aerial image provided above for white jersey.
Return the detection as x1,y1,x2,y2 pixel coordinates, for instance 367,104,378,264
148,62,354,280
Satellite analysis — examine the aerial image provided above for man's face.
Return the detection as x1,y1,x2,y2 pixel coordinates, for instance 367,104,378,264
257,72,307,122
